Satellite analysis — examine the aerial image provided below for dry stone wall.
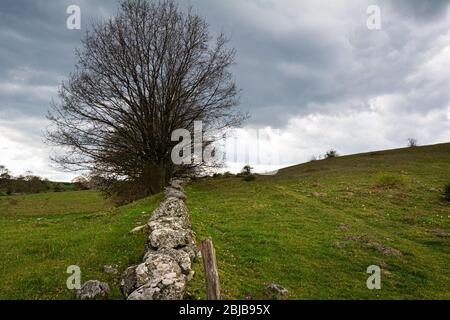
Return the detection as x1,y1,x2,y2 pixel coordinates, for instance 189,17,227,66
121,179,197,300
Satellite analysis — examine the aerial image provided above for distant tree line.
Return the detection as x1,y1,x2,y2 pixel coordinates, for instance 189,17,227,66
0,165,82,196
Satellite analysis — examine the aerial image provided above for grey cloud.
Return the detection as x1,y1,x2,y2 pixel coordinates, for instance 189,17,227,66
182,0,450,126
0,0,119,118
2,0,449,124
0,0,449,179
386,0,450,21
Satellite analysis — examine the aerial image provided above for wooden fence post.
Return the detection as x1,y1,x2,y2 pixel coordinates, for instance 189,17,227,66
200,238,221,300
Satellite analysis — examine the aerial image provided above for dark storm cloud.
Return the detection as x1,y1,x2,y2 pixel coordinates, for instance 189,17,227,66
0,0,449,179
0,0,119,118
2,0,450,124
388,0,450,20
182,0,450,126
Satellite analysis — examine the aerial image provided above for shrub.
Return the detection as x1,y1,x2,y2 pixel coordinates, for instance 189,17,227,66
242,165,253,175
325,149,339,159
240,165,256,182
375,173,405,189
243,175,256,182
92,165,166,205
223,171,235,178
53,184,63,192
104,178,160,206
444,183,450,201
72,176,90,190
407,138,418,148
0,174,51,195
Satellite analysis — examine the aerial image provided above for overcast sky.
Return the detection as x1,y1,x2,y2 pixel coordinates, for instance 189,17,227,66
0,0,449,180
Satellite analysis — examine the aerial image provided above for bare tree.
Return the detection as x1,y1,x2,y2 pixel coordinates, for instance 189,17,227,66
0,165,11,180
325,149,339,159
407,138,418,148
46,0,243,195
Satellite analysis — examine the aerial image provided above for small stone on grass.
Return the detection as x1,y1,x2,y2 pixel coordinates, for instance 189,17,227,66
265,283,288,296
76,280,110,300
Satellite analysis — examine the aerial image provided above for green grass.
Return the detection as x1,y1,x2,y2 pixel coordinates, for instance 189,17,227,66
0,143,449,300
0,190,110,217
0,190,162,300
186,143,450,300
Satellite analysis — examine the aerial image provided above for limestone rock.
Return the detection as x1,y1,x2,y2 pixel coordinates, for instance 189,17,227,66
265,283,289,296
127,278,185,300
338,223,351,230
169,180,185,192
187,270,195,281
150,198,189,221
164,187,187,201
148,216,191,232
157,248,192,275
313,192,327,198
121,253,186,300
103,265,118,274
121,265,139,297
120,177,195,300
148,227,195,249
335,241,346,249
171,178,190,186
76,280,110,300
130,224,148,234
181,244,199,260
369,242,403,257
143,248,192,275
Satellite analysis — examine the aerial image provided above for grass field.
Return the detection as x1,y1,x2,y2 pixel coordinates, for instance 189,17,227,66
0,190,161,299
186,143,450,299
0,143,449,299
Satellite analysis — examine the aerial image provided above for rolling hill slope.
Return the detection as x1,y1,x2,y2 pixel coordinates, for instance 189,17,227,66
0,143,448,300
0,191,161,299
186,143,450,299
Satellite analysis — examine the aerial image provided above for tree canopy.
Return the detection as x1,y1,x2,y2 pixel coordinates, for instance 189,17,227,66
47,0,243,196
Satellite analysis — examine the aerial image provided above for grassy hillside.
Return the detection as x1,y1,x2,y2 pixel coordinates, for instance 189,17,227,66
0,191,161,299
0,190,109,217
186,143,450,299
0,144,448,300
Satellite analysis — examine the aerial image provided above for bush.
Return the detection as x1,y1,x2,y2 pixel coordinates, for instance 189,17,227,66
240,165,256,182
375,173,405,189
408,138,418,148
243,175,256,182
242,165,253,175
72,176,90,190
444,183,450,201
106,180,152,206
92,165,166,206
325,149,339,159
223,171,235,178
53,184,63,192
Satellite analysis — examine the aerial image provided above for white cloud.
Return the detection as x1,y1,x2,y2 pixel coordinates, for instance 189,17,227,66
0,119,76,181
229,103,450,173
